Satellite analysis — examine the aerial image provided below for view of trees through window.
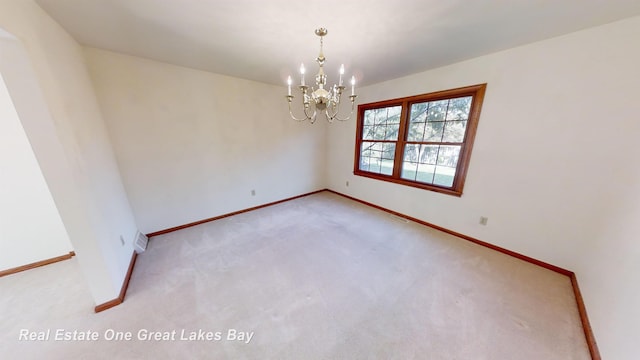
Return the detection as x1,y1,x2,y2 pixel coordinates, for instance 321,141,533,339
359,106,400,175
354,84,486,196
401,96,471,187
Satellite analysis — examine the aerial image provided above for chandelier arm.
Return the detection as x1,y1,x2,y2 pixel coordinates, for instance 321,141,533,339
326,96,357,122
326,99,345,121
305,106,318,124
324,109,335,123
287,99,312,122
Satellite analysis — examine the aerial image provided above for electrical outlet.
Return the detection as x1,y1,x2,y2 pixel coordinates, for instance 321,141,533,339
479,216,488,226
251,189,256,196
119,235,125,246
346,181,349,187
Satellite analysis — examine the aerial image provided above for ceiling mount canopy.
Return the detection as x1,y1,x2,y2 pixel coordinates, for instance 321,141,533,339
286,27,357,124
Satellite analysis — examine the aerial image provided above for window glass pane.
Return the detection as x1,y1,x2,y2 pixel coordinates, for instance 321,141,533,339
359,160,371,172
359,141,395,175
371,126,383,140
385,106,402,124
363,106,402,126
368,162,381,173
416,164,436,184
364,108,385,126
362,106,401,140
403,162,439,185
434,166,455,187
410,102,428,123
446,97,472,120
407,121,425,142
419,145,439,165
404,144,425,164
403,144,418,162
360,141,375,157
426,100,448,121
442,121,467,143
362,125,374,140
359,142,375,172
384,124,399,141
401,161,418,181
382,143,396,159
363,110,375,126
424,122,445,142
363,125,399,141
408,103,429,141
436,145,461,168
402,145,459,186
380,159,394,175
403,144,439,182
365,126,378,140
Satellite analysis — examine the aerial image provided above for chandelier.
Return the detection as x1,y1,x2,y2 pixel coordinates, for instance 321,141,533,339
286,28,357,124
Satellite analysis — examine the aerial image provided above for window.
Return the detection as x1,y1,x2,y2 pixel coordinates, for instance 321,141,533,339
354,84,486,196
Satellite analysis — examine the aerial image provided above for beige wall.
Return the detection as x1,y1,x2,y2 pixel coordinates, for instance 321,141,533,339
0,0,138,305
83,48,327,233
327,16,640,360
0,73,72,270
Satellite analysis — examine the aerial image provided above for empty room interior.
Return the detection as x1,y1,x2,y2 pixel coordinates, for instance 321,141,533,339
1,0,639,359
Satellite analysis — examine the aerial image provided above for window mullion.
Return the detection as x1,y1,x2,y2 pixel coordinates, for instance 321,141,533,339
392,100,409,178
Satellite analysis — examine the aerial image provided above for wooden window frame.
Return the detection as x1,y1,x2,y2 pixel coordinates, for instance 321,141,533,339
353,84,487,197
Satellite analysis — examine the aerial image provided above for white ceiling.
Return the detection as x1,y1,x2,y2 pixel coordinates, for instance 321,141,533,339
36,0,640,87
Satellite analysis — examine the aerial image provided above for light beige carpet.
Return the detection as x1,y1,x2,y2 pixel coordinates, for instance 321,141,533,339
0,191,590,359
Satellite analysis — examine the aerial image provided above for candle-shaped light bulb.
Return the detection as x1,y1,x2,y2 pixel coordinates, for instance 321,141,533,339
287,76,292,96
350,76,356,95
339,64,345,86
299,63,306,86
